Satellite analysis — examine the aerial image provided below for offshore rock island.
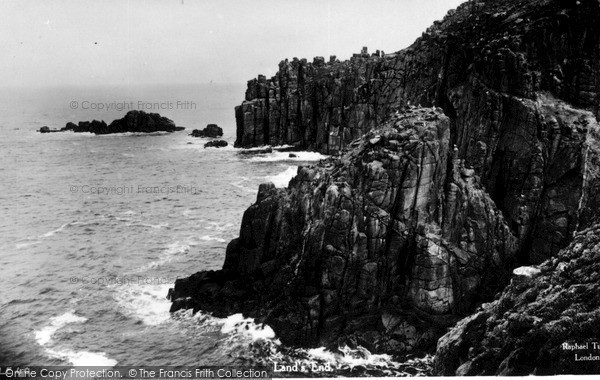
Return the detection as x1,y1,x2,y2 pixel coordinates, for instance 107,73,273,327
171,0,600,375
39,110,184,134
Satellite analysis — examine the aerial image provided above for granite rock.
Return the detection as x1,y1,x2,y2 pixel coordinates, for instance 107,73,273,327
434,224,600,375
234,0,600,263
191,124,223,138
171,107,517,353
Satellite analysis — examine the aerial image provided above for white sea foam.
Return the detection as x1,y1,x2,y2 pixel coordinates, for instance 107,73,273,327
112,283,172,326
249,151,328,162
34,311,117,366
41,222,71,237
15,240,39,249
220,313,277,342
127,221,169,229
34,311,87,346
265,166,298,188
46,348,118,366
200,235,227,243
206,221,234,232
146,241,190,269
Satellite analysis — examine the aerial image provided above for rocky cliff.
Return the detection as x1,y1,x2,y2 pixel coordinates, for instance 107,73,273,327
434,224,600,375
171,106,518,353
235,0,600,263
172,0,600,360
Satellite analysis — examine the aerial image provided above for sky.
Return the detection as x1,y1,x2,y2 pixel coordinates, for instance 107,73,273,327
1,0,466,88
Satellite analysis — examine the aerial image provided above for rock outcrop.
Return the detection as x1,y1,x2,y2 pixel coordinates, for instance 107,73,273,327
50,111,184,134
96,111,183,134
204,140,228,148
173,0,600,362
434,224,600,375
171,107,518,353
191,124,223,138
38,126,60,133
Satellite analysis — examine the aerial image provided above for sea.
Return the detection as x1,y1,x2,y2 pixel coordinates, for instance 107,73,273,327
0,84,431,377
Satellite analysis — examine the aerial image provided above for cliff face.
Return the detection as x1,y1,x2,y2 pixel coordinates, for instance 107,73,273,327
172,0,600,357
434,224,600,375
235,0,600,263
171,107,519,353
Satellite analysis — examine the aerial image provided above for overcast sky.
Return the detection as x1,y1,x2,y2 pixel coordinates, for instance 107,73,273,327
1,0,465,88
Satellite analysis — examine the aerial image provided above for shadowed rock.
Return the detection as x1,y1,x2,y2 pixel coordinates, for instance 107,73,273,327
234,0,600,264
435,224,600,375
204,140,228,148
170,107,518,353
173,0,600,361
190,124,223,138
56,111,183,134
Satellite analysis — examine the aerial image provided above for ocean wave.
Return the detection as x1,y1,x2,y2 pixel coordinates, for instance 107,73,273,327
45,348,118,366
111,283,172,326
126,221,170,229
209,312,429,376
15,240,40,249
139,241,190,271
40,220,105,238
41,222,71,238
220,313,277,342
34,311,87,346
205,221,234,232
230,178,257,194
200,235,227,243
249,151,328,162
265,166,298,188
170,309,428,375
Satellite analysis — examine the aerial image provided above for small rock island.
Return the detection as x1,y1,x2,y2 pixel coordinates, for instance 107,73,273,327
190,124,223,138
39,110,184,134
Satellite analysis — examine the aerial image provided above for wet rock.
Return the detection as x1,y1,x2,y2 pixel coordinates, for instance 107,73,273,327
38,126,54,133
190,124,223,138
58,111,183,134
237,146,273,155
203,140,228,148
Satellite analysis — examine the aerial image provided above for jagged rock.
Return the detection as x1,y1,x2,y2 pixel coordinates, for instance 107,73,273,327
170,107,517,353
434,224,600,375
173,0,600,362
203,140,228,148
190,124,223,138
100,111,182,134
61,121,80,132
57,111,183,134
234,0,600,264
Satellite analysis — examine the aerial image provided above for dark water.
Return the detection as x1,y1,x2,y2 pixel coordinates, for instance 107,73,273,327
0,85,428,376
